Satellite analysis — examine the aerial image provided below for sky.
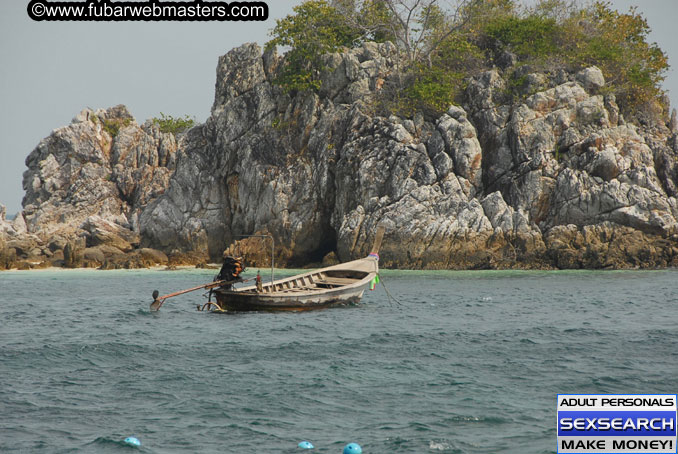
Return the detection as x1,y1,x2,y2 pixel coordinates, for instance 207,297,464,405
1,0,677,216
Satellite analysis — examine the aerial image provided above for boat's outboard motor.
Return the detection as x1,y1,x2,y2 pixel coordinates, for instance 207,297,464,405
216,255,245,285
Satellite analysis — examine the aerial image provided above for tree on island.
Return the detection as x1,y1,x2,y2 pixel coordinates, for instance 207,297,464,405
267,0,669,118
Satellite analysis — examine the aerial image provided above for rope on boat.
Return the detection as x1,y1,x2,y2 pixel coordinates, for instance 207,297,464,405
376,273,403,307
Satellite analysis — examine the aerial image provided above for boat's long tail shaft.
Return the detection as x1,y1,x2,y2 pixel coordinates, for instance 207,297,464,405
150,280,233,311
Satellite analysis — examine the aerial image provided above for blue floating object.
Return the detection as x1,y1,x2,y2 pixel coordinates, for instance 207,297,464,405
343,442,362,454
298,440,314,449
124,436,141,447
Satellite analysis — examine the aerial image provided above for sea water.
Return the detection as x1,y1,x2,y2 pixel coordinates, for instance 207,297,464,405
1,268,677,453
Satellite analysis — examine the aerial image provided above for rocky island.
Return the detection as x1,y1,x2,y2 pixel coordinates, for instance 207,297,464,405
2,0,678,270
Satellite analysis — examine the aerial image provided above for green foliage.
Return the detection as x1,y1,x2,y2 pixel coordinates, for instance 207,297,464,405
561,1,669,110
400,32,484,116
101,117,132,138
332,0,397,43
267,0,363,92
271,117,281,129
267,0,669,117
502,71,530,101
484,15,559,59
471,0,668,113
402,67,466,116
151,113,195,135
460,0,517,36
358,0,397,43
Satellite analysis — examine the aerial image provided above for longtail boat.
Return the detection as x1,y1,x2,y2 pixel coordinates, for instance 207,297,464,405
211,227,384,312
150,227,383,313
212,254,379,311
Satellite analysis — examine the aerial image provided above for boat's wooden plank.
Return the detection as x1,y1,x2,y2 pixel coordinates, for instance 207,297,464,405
269,285,323,293
316,277,360,285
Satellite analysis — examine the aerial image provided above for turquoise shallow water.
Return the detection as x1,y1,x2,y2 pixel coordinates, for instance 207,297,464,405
1,268,677,453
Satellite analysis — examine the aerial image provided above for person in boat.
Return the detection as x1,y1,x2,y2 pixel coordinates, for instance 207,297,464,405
256,270,263,292
215,253,245,289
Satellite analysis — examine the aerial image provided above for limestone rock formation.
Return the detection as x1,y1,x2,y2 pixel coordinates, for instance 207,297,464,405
3,43,678,270
8,105,179,267
137,43,677,269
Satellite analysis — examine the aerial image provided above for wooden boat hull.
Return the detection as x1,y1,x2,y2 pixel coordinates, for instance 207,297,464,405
215,284,368,312
213,255,378,312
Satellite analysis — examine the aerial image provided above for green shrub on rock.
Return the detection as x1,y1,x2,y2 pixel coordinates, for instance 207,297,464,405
267,0,669,118
151,113,195,135
266,0,364,93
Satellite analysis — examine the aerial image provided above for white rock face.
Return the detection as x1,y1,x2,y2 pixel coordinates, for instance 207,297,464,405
136,43,678,269
576,66,606,92
4,40,678,269
1,105,180,267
